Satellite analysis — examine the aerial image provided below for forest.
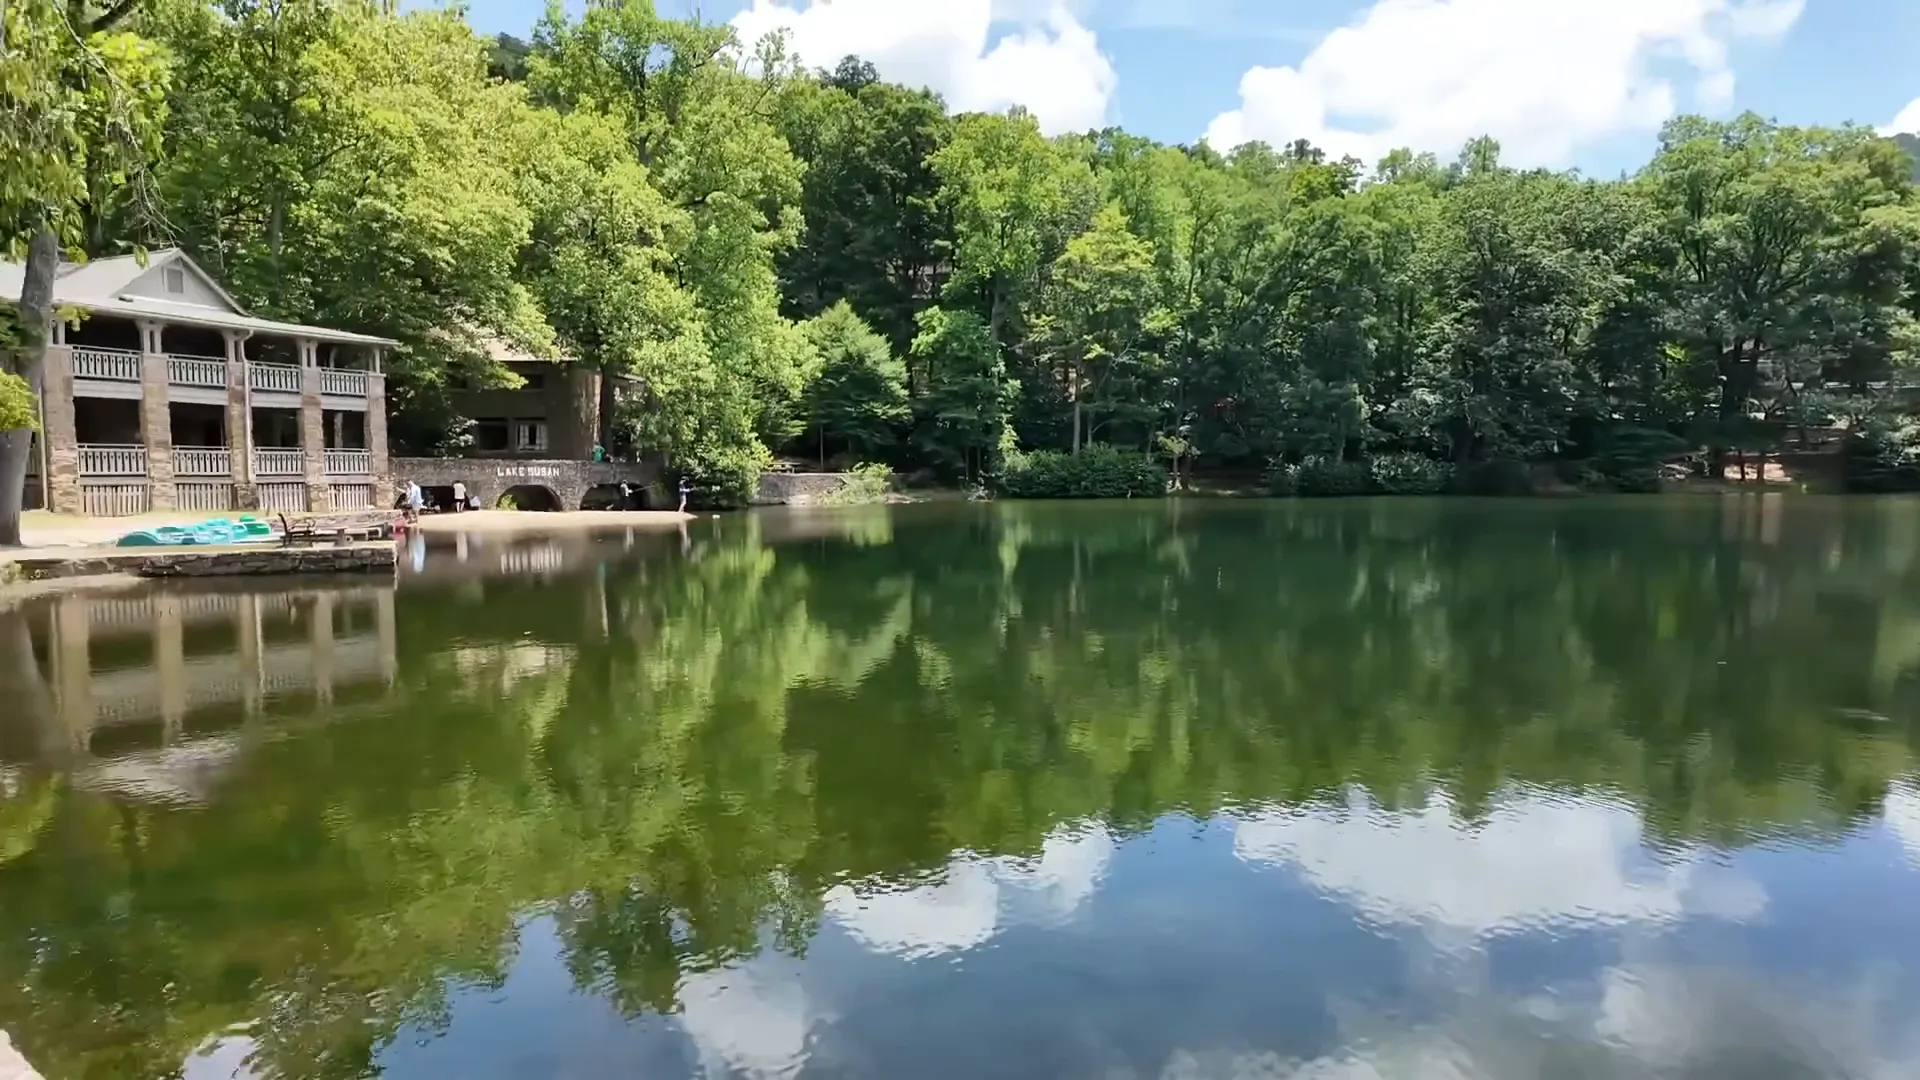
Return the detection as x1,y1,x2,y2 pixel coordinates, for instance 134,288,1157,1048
9,0,1920,510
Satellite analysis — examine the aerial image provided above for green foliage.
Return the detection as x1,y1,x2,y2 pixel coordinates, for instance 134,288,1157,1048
1000,445,1166,499
1450,459,1538,497
1267,456,1375,498
677,440,771,509
9,3,1920,506
1368,453,1453,495
909,306,1013,483
799,302,909,463
1591,427,1689,493
1843,417,1920,492
819,462,894,505
0,373,35,432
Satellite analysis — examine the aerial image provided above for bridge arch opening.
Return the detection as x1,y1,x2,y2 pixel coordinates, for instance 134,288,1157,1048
498,484,561,512
580,482,651,510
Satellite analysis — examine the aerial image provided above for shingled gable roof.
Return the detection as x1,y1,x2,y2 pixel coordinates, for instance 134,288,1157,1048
0,248,397,348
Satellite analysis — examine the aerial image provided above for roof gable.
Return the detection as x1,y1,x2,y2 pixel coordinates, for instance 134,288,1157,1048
120,251,247,314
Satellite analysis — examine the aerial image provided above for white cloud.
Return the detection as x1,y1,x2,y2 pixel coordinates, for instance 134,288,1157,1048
732,0,1117,134
1233,791,1765,938
1204,0,1806,168
825,825,1113,959
1885,97,1920,136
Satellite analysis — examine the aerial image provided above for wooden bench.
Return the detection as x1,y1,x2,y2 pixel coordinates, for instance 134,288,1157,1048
279,511,400,547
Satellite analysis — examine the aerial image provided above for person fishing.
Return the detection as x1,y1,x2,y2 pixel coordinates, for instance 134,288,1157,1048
677,475,693,513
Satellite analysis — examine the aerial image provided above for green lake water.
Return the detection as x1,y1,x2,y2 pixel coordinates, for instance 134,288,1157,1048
5,497,1920,1079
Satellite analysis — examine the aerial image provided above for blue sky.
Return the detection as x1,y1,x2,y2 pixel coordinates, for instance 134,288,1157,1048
455,0,1920,177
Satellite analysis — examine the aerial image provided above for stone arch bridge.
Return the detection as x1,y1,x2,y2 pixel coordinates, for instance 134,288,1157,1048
390,457,661,511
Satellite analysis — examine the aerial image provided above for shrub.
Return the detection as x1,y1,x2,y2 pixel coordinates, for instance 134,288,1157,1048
0,371,35,432
1267,460,1298,496
1368,453,1453,495
678,441,772,509
1843,418,1920,492
821,462,894,505
1291,456,1373,497
1000,445,1166,499
1449,458,1536,496
1592,426,1686,493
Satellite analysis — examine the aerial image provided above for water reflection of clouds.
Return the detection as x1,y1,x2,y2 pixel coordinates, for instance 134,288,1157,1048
1231,789,1767,939
677,955,819,1080
824,825,1115,960
1885,783,1920,867
1141,958,1920,1080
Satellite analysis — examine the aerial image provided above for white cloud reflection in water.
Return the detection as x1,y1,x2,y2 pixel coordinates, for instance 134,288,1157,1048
824,823,1115,960
1231,788,1766,941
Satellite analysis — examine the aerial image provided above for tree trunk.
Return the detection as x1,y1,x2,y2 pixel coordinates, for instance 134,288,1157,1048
1,230,59,547
597,369,617,454
1071,367,1083,455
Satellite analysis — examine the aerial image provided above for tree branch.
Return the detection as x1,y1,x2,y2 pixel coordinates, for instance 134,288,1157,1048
88,0,144,33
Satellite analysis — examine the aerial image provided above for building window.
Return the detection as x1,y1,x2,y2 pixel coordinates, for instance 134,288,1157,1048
520,372,546,391
473,418,509,452
164,267,186,294
515,420,548,453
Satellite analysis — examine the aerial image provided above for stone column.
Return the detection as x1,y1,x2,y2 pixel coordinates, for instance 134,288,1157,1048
137,319,176,511
224,330,256,509
40,335,81,515
367,355,391,505
297,338,331,512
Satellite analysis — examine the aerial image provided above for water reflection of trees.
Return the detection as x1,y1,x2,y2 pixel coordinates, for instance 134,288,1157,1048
5,497,1920,1077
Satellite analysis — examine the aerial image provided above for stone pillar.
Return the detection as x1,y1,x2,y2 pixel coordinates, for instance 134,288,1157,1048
137,319,175,511
297,338,330,513
40,342,81,515
224,330,256,509
367,365,391,506
154,595,185,743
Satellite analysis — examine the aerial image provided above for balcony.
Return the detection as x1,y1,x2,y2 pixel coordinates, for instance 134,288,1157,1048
319,368,369,396
171,447,232,477
78,444,148,477
324,449,372,476
167,355,228,389
248,362,301,394
71,347,141,382
252,449,305,477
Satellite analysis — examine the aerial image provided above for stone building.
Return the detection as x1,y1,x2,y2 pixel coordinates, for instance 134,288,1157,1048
4,249,394,516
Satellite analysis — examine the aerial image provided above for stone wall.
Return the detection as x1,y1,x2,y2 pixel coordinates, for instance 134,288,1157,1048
752,471,853,506
392,457,660,511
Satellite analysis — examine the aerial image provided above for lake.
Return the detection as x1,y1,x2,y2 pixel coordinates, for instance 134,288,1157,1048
5,496,1920,1079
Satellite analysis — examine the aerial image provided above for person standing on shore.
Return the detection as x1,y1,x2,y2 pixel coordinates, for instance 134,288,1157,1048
404,481,423,523
451,481,466,513
678,476,693,513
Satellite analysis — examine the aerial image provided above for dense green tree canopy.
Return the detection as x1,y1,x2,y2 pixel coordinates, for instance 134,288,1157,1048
5,0,1920,516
